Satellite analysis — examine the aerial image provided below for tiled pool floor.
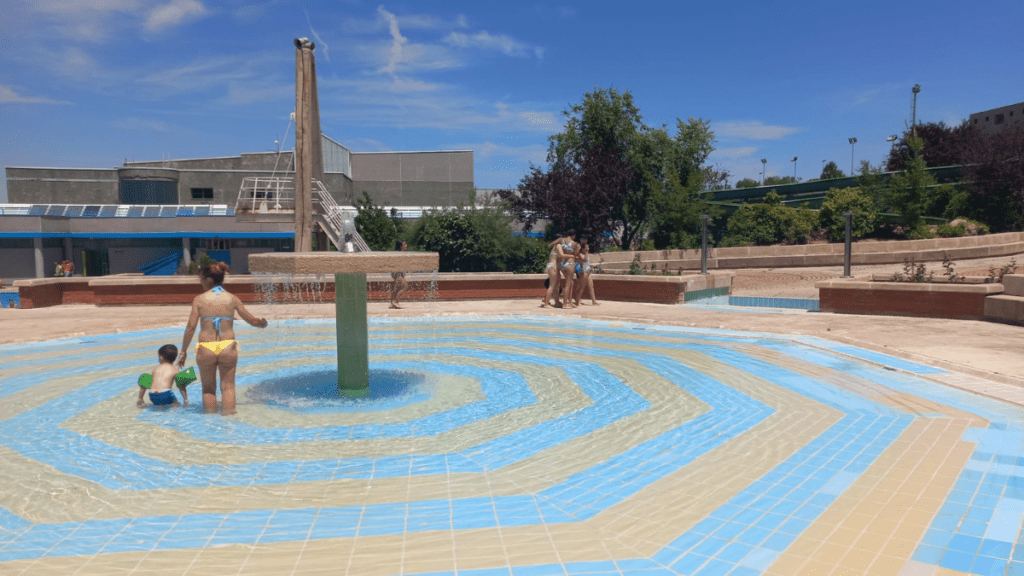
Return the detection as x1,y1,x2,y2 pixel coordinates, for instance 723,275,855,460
1,317,1022,576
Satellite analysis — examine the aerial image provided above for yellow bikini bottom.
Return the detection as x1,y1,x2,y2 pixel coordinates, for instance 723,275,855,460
196,340,239,354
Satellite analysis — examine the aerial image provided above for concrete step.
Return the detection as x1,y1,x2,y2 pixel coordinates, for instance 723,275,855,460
985,293,1024,326
1002,274,1024,297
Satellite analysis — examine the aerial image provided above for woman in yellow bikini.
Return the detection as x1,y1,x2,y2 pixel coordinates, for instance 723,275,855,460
176,262,267,414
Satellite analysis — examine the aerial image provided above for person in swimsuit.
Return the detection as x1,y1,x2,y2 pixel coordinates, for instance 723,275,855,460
138,344,186,408
541,235,564,308
573,237,599,306
556,230,577,308
177,262,267,415
390,240,408,309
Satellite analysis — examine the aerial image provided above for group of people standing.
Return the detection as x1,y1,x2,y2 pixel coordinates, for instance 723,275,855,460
542,230,598,309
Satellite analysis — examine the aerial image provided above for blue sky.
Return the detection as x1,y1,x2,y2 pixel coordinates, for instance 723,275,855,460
2,0,1022,203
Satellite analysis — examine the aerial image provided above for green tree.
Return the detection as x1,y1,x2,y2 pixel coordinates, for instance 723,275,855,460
353,191,399,251
764,175,798,186
735,178,760,189
884,137,957,234
649,118,721,249
818,187,878,242
819,161,845,180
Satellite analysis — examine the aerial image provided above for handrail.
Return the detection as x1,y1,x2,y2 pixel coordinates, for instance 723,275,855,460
312,181,371,251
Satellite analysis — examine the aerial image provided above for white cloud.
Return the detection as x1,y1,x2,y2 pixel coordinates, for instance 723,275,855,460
442,31,540,58
716,121,801,140
377,5,408,77
144,0,207,32
305,10,330,63
709,146,758,159
0,85,68,105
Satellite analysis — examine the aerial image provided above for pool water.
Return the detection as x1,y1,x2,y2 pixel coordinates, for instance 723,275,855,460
1,316,1023,576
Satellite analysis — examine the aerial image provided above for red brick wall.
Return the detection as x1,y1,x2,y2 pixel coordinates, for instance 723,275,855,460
819,288,988,320
18,283,96,308
593,278,683,304
23,275,690,307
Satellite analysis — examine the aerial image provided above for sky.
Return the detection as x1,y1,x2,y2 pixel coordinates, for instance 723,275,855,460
1,0,1023,204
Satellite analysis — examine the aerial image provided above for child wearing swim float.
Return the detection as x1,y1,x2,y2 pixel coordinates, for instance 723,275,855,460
138,344,189,407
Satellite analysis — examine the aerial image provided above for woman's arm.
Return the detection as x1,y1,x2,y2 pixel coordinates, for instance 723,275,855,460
547,237,562,249
177,301,199,368
235,297,268,328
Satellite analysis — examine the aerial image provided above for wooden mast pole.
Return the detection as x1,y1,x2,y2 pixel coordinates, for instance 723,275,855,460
293,38,316,253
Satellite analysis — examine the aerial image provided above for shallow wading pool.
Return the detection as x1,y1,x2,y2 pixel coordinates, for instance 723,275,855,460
1,317,1022,576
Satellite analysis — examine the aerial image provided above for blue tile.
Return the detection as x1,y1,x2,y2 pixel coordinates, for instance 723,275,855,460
693,537,729,557
911,545,943,564
736,527,771,546
922,529,953,548
717,542,752,563
972,555,1008,576
671,553,709,575
949,534,982,553
693,559,731,576
980,539,1013,559
940,550,976,572
713,522,745,540
615,559,661,570
1007,561,1024,576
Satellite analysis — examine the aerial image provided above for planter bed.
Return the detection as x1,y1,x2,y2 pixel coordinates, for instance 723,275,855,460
816,277,1004,320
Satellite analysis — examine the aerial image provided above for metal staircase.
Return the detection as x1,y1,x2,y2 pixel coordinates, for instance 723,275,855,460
234,176,370,252
312,180,370,252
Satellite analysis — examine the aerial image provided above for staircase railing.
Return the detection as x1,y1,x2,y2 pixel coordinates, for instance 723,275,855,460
312,181,371,252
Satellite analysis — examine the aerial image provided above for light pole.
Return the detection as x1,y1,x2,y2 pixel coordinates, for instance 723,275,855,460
911,84,921,138
760,158,767,185
848,137,857,176
791,156,798,180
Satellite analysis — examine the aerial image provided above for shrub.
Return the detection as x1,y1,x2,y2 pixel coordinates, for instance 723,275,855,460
410,207,547,273
818,187,878,242
936,222,967,237
725,191,817,245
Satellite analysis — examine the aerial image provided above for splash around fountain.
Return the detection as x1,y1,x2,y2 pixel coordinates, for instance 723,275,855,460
249,251,439,397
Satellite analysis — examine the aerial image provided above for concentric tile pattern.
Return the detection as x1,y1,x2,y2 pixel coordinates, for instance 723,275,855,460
1,317,1023,576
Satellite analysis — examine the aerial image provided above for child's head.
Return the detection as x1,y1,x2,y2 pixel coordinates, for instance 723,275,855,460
158,344,178,364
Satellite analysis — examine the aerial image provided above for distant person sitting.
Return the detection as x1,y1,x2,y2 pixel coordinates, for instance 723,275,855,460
139,344,186,407
61,260,74,277
54,262,63,277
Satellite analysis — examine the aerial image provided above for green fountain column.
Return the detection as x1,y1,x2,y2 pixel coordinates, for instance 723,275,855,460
334,273,369,396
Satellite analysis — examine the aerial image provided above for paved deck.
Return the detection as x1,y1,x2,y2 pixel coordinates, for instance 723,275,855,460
1,292,1023,576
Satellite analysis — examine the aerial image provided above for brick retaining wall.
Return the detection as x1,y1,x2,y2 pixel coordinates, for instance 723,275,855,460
13,272,734,309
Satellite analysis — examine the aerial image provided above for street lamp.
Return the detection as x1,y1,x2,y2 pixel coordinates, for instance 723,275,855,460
791,156,798,180
760,158,767,185
911,84,921,137
848,137,857,176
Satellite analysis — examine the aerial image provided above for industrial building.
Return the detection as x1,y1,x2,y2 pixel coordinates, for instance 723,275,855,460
0,136,474,280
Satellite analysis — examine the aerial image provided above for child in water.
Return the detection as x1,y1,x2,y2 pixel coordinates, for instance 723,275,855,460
138,344,188,407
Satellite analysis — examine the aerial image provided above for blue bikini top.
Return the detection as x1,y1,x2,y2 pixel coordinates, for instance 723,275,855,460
202,286,233,337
